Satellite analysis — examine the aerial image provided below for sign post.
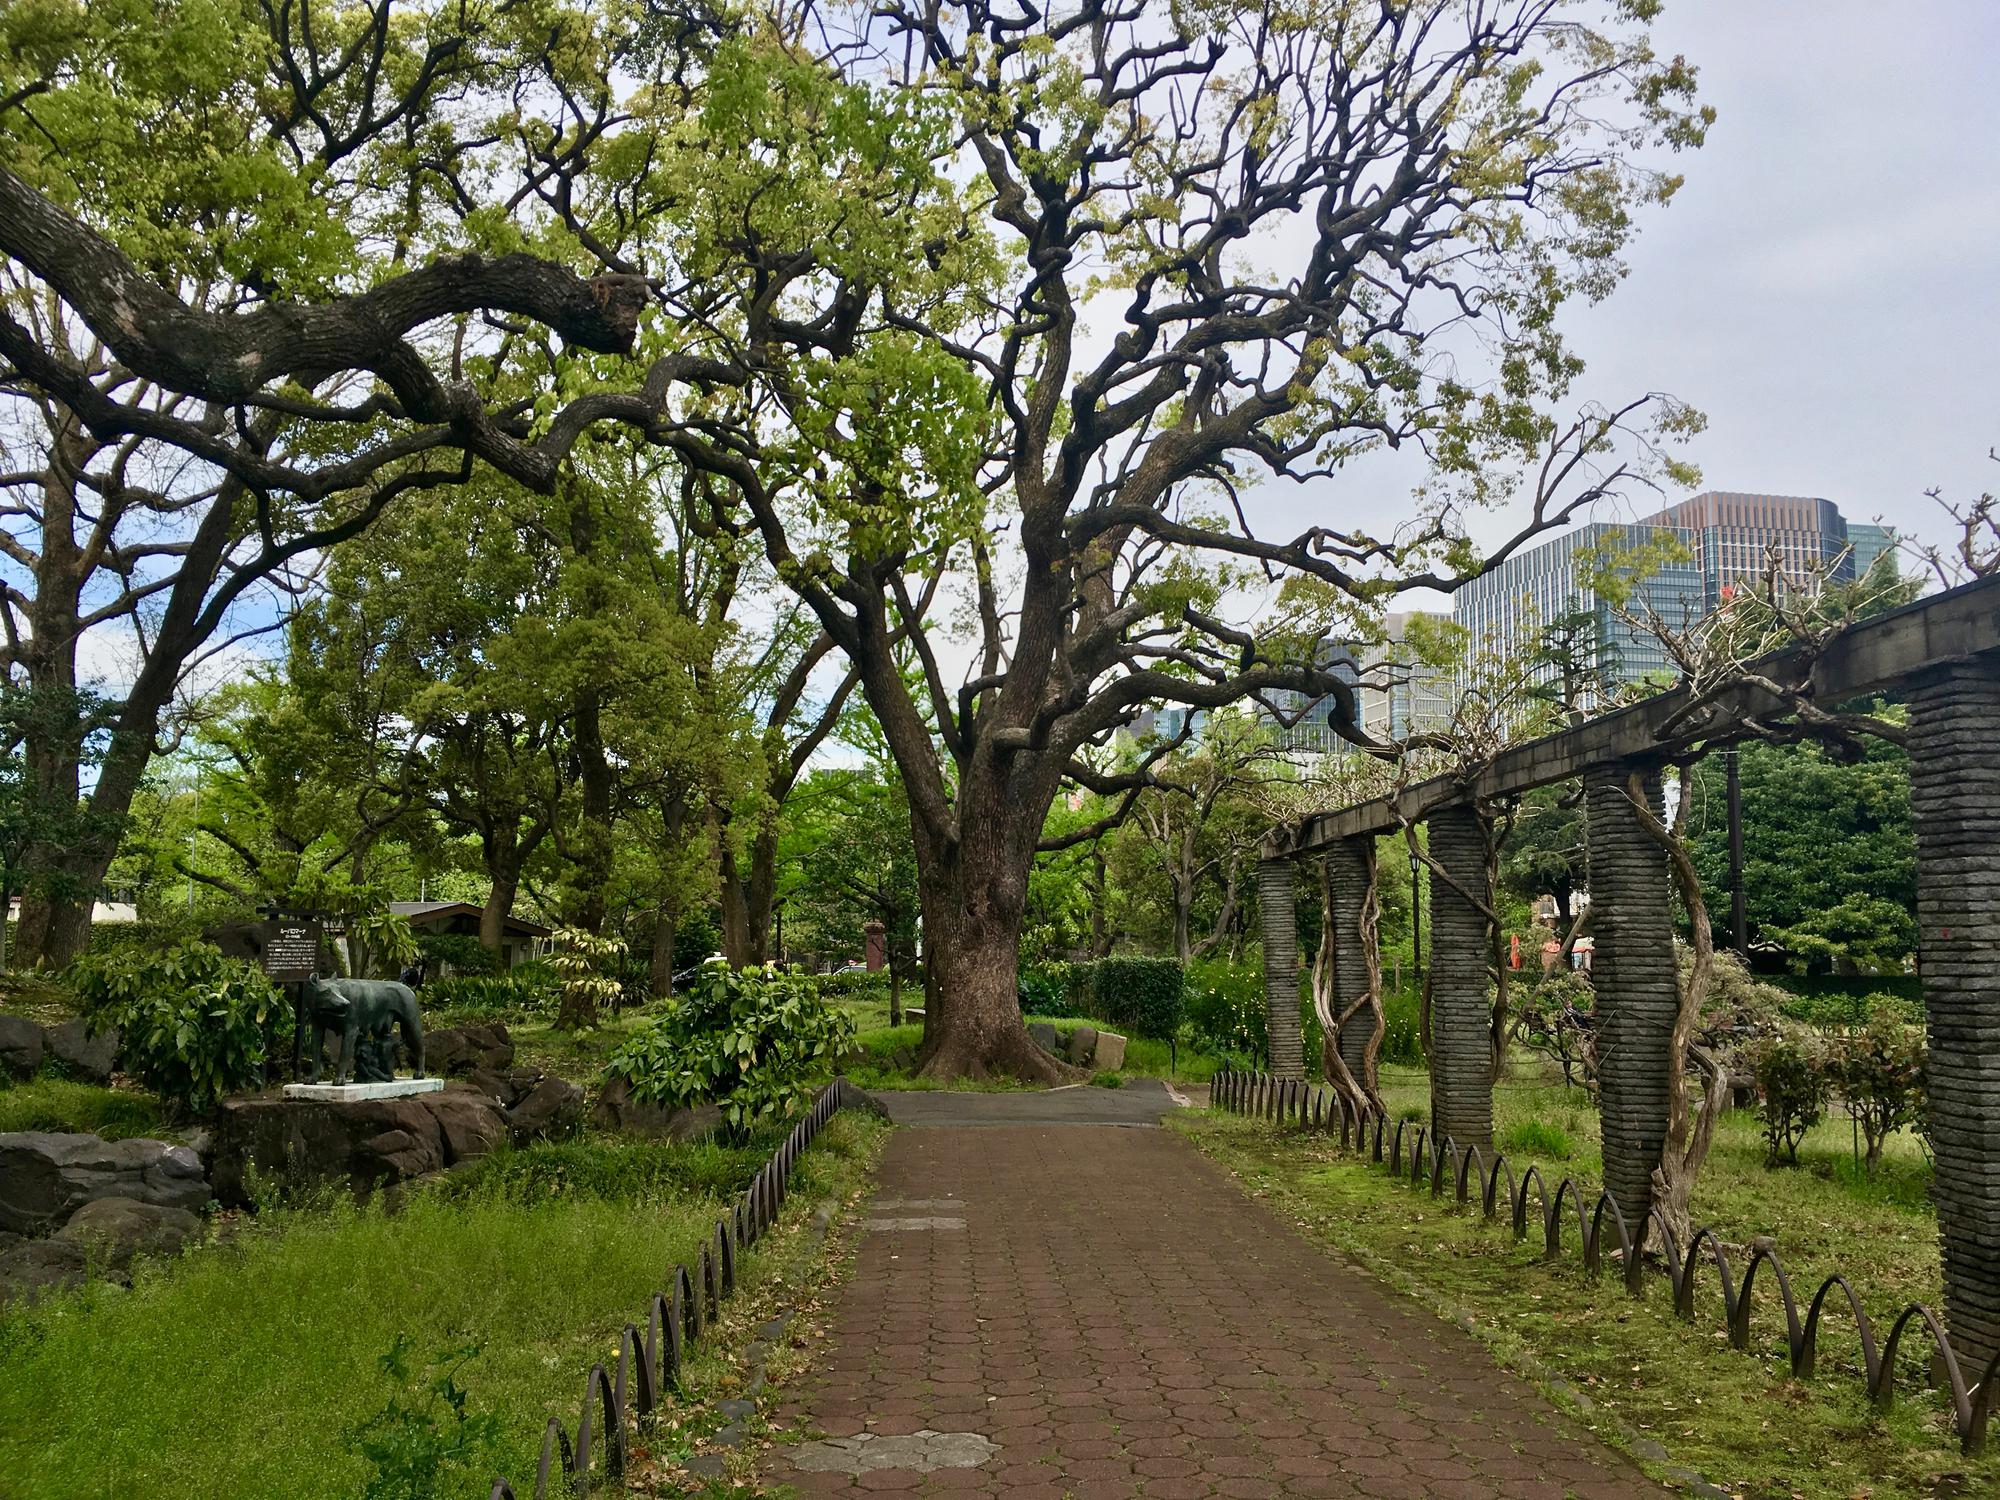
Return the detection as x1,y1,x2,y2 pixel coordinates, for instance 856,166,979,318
261,918,322,1080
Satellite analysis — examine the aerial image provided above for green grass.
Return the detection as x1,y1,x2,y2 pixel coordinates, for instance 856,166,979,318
0,1113,883,1500
1179,1066,1988,1500
0,1077,170,1141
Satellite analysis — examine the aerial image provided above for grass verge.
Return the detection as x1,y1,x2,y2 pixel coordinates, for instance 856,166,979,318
0,1077,170,1141
0,1114,883,1500
1176,1107,1996,1500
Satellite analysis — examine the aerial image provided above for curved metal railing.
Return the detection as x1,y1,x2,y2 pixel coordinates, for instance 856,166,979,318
488,1078,864,1498
1211,1068,2000,1454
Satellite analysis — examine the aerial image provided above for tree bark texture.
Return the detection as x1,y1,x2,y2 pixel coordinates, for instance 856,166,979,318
1425,804,1494,1151
1257,858,1305,1080
1909,657,2000,1370
1583,763,1678,1229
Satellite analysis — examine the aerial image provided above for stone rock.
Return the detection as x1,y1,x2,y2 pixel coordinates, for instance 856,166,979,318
461,1067,522,1107
1064,1026,1098,1068
1092,1030,1127,1071
590,1075,719,1141
209,1096,446,1207
0,1132,209,1235
424,1023,515,1077
1026,1022,1060,1055
0,1015,44,1080
54,1196,202,1273
506,1077,585,1145
45,1020,118,1084
430,1088,510,1163
0,1236,89,1307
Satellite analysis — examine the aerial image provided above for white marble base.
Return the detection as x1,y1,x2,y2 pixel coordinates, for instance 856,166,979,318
282,1078,444,1102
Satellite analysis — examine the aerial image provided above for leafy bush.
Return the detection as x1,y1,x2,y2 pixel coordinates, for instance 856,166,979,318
1379,984,1424,1065
68,939,287,1113
1778,986,1923,1034
414,933,501,978
1498,1118,1575,1160
1184,958,1266,1064
347,910,420,979
85,917,206,956
1514,969,1596,1087
1825,1014,1927,1171
1018,961,1084,1018
1088,957,1186,1043
345,1337,503,1500
1749,1027,1829,1166
421,963,559,1020
603,963,856,1134
550,927,627,1023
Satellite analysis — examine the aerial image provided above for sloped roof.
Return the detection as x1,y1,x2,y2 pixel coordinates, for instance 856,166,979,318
388,901,552,937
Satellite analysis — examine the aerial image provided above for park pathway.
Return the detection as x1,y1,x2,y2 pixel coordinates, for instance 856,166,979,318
770,1085,1667,1499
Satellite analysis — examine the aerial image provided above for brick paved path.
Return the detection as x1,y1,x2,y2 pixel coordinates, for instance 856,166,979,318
773,1115,1668,1499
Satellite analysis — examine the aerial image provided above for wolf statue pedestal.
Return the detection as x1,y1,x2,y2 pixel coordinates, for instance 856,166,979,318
280,977,432,1101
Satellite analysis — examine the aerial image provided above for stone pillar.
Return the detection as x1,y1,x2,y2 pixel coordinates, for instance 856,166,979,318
1909,656,2000,1370
1583,762,1679,1231
863,921,886,972
1324,837,1376,1089
1425,804,1494,1150
1257,858,1306,1080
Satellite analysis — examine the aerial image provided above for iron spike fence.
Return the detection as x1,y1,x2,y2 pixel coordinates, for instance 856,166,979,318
487,1078,864,1499
1212,1068,2000,1455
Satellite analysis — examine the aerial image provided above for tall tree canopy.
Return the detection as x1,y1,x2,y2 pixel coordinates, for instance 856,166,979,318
0,0,1710,1076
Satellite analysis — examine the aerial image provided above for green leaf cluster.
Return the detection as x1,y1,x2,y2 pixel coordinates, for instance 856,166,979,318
603,963,856,1135
68,938,286,1112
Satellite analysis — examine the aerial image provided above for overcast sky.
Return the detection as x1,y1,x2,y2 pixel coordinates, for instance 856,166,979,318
1427,0,1999,568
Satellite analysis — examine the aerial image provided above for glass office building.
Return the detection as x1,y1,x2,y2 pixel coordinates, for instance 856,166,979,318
1451,492,1895,700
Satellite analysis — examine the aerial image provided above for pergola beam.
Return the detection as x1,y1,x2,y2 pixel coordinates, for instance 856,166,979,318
1265,572,2000,856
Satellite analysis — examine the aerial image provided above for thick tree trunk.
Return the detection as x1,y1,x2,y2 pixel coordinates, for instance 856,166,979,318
649,886,682,997
480,848,521,954
716,821,778,966
908,812,1068,1083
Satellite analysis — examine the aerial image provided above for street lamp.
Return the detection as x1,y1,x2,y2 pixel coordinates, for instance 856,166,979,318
1408,845,1423,985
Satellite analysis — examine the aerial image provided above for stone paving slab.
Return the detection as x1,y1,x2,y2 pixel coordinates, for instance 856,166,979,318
871,1082,1180,1128
772,1123,1670,1498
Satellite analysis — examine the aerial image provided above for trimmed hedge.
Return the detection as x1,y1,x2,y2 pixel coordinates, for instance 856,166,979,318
1087,957,1186,1043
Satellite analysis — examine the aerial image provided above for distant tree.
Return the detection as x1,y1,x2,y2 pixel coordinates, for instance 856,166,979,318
1684,734,1915,971
1498,783,1589,934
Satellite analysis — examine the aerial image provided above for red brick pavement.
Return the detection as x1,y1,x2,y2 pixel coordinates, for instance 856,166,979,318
771,1123,1670,1498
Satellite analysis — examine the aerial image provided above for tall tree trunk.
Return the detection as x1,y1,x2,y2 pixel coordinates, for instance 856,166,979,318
565,689,614,937
649,887,682,996
909,808,1066,1083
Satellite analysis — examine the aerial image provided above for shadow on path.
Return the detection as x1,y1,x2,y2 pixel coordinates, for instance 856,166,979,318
870,1080,1180,1128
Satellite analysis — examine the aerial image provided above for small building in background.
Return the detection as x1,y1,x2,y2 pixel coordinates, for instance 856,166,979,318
389,901,551,970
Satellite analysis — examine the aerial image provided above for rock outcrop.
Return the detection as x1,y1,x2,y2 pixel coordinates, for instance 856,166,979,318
0,1132,208,1235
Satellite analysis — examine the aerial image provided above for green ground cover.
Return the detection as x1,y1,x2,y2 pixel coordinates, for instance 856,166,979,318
0,1077,170,1141
0,1114,882,1500
1180,1064,1985,1500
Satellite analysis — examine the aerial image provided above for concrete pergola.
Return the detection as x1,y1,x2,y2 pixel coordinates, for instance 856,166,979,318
1255,573,2000,1370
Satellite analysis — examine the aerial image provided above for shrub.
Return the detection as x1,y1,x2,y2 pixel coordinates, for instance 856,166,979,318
421,964,558,1020
549,927,627,1023
1184,958,1266,1064
1514,969,1596,1087
68,939,288,1113
1379,984,1424,1065
1749,1027,1829,1166
1018,962,1084,1018
603,963,857,1134
345,1336,504,1500
415,933,501,978
1824,1014,1927,1171
1088,957,1186,1048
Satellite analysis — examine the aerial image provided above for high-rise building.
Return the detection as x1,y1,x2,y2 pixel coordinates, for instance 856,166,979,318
1451,491,1895,697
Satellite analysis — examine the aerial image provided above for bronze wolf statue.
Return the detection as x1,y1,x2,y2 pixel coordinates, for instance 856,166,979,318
302,976,426,1086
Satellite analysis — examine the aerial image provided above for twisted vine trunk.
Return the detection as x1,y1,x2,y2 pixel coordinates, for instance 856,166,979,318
1313,837,1384,1113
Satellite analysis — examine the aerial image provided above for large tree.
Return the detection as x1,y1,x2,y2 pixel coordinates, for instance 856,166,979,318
642,0,1709,1078
0,1,1708,1078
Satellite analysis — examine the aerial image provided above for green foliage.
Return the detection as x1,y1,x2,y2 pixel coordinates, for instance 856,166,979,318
1686,735,1916,971
1775,982,1922,1033
604,964,856,1134
67,940,285,1113
421,964,558,1021
1183,958,1267,1064
344,1338,503,1500
1825,1016,1927,1172
436,1132,790,1207
1083,957,1186,1043
1017,962,1086,1018
1498,1118,1576,1161
0,1078,166,1140
1750,1028,1829,1167
550,927,626,1028
1379,986,1425,1067
1514,968,1597,1086
348,910,420,979
414,934,501,978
